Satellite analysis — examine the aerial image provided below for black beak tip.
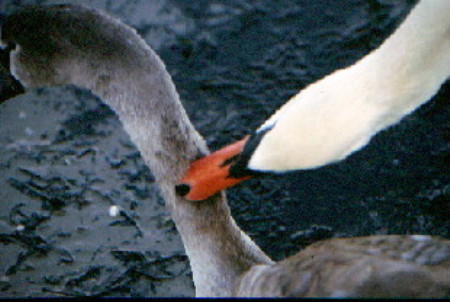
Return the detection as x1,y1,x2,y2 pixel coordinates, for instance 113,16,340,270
175,183,191,197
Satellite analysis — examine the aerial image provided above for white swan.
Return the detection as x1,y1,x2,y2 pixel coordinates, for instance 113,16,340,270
1,3,449,298
178,0,450,201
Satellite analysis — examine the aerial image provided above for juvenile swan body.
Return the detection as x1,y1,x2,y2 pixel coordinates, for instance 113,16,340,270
179,0,450,201
1,3,449,298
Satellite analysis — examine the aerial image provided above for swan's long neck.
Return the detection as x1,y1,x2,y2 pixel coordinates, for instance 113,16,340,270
250,0,449,172
84,61,272,297
3,5,271,297
353,0,449,126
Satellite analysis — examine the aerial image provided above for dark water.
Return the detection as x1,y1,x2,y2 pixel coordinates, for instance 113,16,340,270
0,0,448,297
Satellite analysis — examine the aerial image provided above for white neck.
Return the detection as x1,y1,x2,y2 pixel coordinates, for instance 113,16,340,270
355,0,449,126
249,0,450,172
5,5,272,297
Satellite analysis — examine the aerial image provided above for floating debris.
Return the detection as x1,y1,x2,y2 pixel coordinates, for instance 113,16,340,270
109,205,121,217
15,224,25,232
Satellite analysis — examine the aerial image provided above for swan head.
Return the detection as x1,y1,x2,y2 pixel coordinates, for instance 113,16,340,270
0,5,82,98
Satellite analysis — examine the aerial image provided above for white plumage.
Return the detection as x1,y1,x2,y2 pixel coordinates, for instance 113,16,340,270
249,0,449,172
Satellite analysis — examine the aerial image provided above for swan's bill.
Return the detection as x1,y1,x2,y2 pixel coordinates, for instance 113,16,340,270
177,137,252,201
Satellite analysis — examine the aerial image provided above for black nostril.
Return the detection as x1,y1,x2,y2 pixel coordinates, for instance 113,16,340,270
175,183,191,197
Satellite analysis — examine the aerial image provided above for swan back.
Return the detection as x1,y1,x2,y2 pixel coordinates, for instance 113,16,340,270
236,235,450,297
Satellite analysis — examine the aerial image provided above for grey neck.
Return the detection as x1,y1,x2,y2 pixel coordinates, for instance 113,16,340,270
3,5,272,297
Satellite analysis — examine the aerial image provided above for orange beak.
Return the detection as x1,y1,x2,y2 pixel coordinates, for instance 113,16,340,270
177,137,252,201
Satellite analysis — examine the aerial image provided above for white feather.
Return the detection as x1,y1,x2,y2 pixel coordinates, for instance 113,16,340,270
249,0,449,172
